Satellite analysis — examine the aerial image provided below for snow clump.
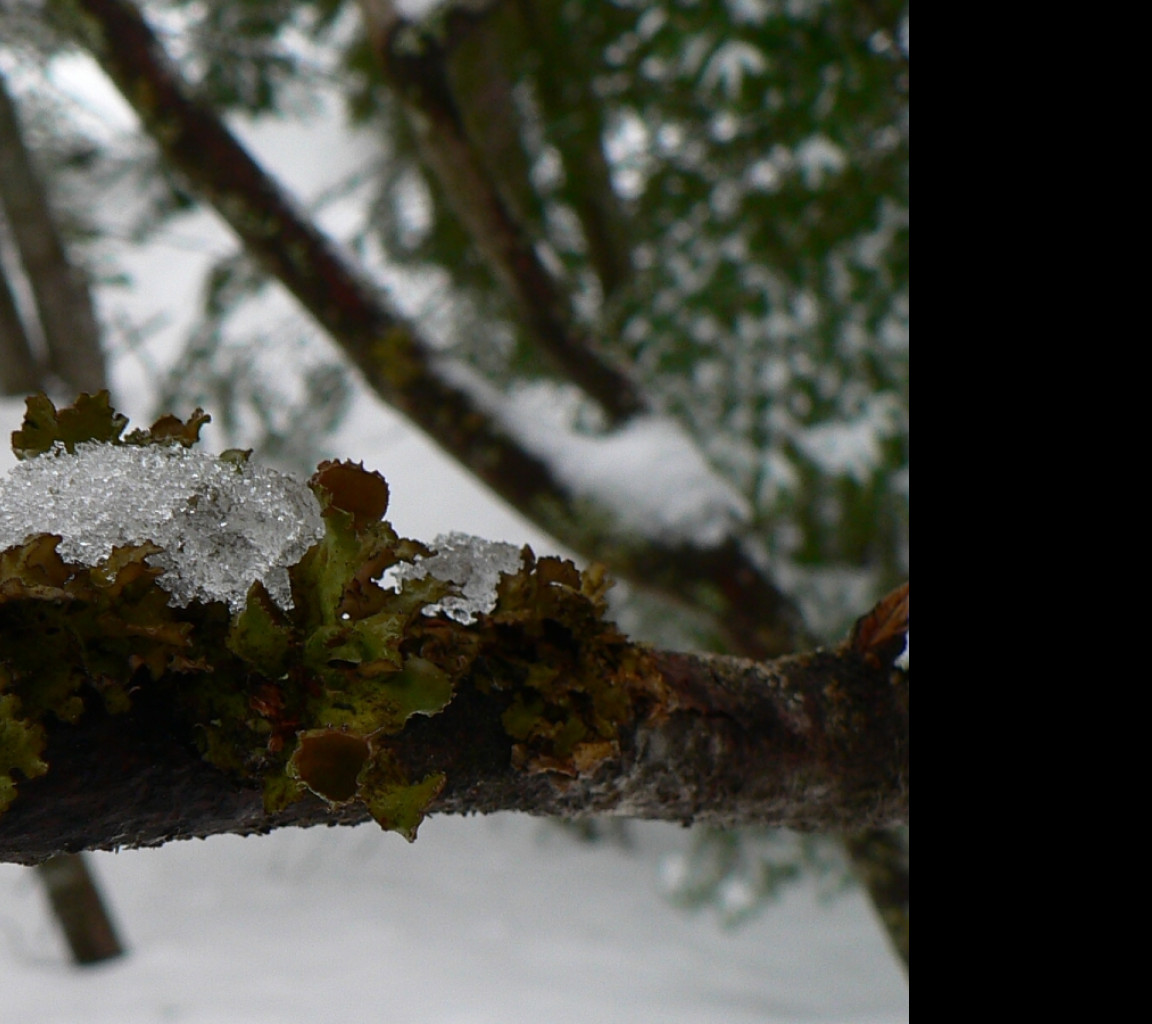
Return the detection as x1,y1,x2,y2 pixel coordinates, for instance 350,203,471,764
0,442,324,610
389,531,522,624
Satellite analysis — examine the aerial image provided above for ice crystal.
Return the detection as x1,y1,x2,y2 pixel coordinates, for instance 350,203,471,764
0,442,324,609
389,532,521,624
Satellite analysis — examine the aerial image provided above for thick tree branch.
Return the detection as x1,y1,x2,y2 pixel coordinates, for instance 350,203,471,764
0,598,908,865
0,70,105,395
54,0,806,659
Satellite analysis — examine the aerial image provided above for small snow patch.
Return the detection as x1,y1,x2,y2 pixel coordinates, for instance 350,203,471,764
388,532,522,624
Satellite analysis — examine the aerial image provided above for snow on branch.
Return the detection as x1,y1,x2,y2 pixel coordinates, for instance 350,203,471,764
0,443,526,622
390,532,522,624
438,368,750,545
0,442,323,610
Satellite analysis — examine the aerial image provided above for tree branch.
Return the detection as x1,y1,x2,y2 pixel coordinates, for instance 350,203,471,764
0,594,908,865
0,69,105,395
844,827,908,971
0,247,43,395
357,0,646,423
513,0,635,302
54,0,806,659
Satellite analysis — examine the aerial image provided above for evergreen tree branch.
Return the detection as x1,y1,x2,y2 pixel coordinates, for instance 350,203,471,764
357,0,646,423
513,0,635,302
54,0,806,659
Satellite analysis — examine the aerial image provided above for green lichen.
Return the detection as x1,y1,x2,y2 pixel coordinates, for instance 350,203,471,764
465,554,659,777
0,396,459,836
1,403,212,811
184,457,463,835
0,688,47,814
288,728,370,804
12,390,209,459
1,394,657,840
283,729,445,842
356,746,446,843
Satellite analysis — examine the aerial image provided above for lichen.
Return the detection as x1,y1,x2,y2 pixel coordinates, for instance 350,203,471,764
185,455,461,836
1,393,657,840
0,688,47,814
466,554,661,777
11,390,209,458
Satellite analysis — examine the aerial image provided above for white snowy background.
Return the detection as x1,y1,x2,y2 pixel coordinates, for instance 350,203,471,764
0,815,907,1024
0,33,908,1022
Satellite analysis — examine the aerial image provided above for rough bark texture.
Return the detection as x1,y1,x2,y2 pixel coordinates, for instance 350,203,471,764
0,633,907,865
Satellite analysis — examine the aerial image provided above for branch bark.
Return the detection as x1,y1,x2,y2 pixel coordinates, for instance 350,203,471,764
0,597,908,865
54,0,805,659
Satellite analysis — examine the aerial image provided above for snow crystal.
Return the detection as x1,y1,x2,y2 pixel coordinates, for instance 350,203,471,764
0,442,324,610
389,532,522,624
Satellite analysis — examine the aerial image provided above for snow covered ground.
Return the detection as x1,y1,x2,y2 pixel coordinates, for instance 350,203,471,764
0,816,908,1023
